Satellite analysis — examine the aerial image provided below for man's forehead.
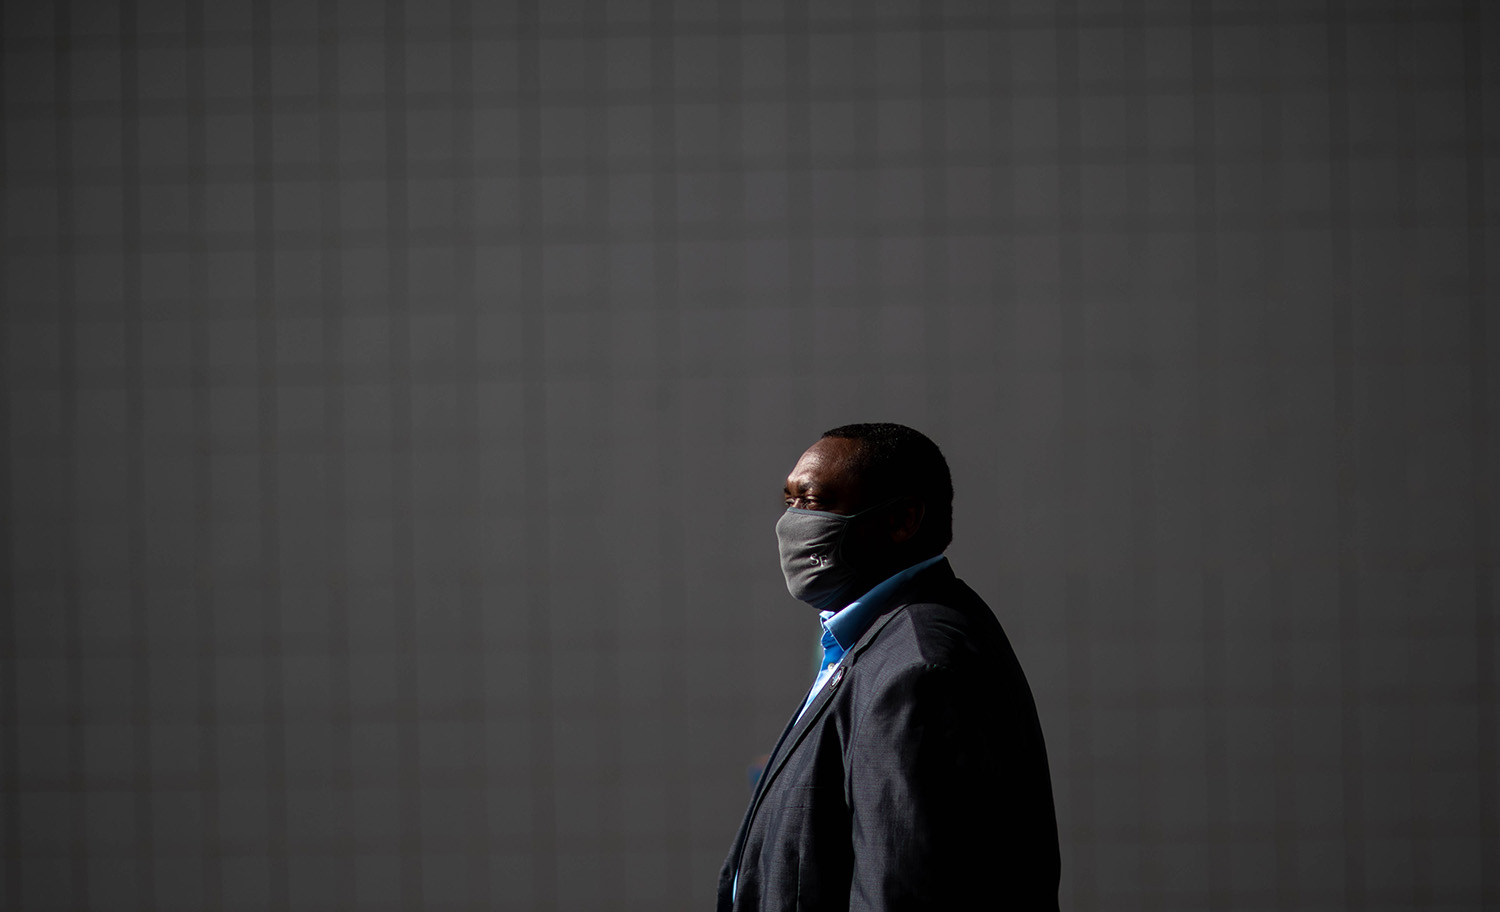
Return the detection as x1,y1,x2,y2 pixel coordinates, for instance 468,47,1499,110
787,437,864,484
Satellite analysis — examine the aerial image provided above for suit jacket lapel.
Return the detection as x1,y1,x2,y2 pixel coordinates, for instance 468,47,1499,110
750,591,915,799
753,663,845,791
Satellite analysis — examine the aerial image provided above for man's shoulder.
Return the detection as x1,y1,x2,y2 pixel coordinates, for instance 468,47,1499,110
857,572,1008,670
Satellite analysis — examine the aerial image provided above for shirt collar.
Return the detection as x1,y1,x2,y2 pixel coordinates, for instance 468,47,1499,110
818,554,947,652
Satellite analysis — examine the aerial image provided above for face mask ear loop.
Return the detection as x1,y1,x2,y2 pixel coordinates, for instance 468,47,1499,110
823,496,903,580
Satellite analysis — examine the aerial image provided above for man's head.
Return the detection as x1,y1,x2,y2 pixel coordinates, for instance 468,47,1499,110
778,422,953,608
815,423,953,556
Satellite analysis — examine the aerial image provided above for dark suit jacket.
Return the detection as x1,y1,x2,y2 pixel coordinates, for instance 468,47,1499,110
717,559,1060,911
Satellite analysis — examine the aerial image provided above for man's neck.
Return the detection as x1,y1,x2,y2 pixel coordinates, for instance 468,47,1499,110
846,549,935,603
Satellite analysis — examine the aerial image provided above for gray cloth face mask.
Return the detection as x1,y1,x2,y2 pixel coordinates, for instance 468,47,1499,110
775,500,894,611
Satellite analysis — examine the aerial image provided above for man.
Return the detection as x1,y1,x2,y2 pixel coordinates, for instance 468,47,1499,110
717,423,1060,911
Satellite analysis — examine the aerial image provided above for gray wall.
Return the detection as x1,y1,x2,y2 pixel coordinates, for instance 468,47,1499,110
3,1,1497,910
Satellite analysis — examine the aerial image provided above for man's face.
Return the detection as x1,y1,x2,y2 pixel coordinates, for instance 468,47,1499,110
783,436,873,515
782,435,927,564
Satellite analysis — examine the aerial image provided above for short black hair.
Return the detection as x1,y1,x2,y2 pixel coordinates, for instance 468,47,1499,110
820,422,954,555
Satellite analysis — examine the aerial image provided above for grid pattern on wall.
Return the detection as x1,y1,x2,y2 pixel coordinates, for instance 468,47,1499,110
2,0,1497,910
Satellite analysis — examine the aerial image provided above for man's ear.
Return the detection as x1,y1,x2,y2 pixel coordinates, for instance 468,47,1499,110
888,497,925,544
